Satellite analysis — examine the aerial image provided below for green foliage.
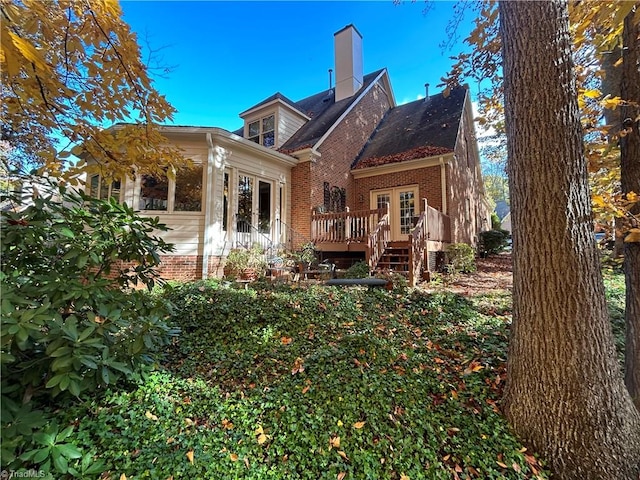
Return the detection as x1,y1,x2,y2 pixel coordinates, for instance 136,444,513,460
53,283,550,479
344,261,370,278
491,212,502,230
1,175,178,474
602,271,626,364
224,244,267,278
478,230,510,256
446,243,477,274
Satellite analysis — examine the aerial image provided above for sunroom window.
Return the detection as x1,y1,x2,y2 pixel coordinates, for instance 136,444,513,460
248,114,275,148
89,174,121,201
138,164,203,213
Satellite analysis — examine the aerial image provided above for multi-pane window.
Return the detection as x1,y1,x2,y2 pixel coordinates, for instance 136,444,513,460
248,114,275,148
138,164,203,212
174,165,203,211
399,191,416,235
139,174,169,211
89,175,121,201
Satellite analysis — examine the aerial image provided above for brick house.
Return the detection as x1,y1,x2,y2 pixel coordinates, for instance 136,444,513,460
87,25,490,285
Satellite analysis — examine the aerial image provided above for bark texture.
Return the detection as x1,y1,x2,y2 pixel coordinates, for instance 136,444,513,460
499,2,640,478
620,7,640,410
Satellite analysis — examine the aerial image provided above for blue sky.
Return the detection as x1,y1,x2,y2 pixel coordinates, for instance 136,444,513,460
121,1,477,132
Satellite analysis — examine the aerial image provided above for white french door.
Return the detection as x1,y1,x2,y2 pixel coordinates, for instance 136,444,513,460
371,186,419,241
236,174,273,248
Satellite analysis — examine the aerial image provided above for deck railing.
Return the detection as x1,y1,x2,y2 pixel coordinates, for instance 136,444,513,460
425,205,451,242
368,210,390,272
311,207,388,244
408,207,428,286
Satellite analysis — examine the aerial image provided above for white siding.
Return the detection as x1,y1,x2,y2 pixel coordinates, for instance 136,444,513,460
276,105,307,146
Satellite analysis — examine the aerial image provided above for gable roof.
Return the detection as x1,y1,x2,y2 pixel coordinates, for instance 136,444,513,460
353,86,468,169
239,92,307,119
279,69,386,153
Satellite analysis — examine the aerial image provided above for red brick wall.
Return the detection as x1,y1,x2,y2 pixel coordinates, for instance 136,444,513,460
155,255,203,281
290,161,312,246
288,80,392,248
446,95,487,246
353,165,443,212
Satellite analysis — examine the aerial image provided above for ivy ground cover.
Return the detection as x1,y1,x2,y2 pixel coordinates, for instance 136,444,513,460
65,281,549,479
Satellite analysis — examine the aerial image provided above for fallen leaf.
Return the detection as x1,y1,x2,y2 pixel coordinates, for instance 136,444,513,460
257,433,268,444
302,385,310,394
291,357,305,375
244,457,250,469
337,450,349,461
352,421,366,429
512,462,521,473
496,461,508,468
400,474,410,480
330,436,340,448
145,411,158,421
222,418,234,430
230,453,239,462
337,472,346,480
120,475,127,480
186,450,194,464
281,336,292,345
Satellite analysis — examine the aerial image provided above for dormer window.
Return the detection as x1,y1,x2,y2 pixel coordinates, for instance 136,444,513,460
248,114,275,148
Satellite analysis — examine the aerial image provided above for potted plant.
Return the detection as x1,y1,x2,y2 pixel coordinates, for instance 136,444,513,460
224,245,267,281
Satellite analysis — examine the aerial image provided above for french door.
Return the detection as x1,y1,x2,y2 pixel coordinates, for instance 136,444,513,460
236,174,273,248
371,186,419,241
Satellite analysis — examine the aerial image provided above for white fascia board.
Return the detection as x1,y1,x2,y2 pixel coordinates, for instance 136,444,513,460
159,126,299,167
351,152,454,179
314,69,388,150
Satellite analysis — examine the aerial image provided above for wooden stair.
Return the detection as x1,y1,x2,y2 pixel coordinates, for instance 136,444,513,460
375,241,410,276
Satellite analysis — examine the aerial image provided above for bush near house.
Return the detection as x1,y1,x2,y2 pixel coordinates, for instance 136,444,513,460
478,230,510,257
445,243,477,274
1,176,177,476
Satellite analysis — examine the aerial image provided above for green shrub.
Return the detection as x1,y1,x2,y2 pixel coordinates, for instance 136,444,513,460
445,243,477,274
344,260,370,278
478,229,509,256
1,175,178,475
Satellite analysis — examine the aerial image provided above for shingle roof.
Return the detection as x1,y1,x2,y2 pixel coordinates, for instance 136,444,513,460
239,92,303,117
353,86,467,169
279,69,386,153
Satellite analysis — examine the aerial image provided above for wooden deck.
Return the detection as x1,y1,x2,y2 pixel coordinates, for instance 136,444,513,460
310,201,451,285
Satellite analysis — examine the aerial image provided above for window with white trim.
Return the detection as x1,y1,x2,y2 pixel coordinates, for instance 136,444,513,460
88,174,121,201
247,114,275,148
138,164,203,212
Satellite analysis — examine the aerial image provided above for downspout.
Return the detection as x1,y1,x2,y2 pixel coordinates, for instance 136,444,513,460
440,156,448,215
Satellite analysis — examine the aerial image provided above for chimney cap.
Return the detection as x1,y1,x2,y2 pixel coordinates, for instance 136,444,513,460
334,24,363,39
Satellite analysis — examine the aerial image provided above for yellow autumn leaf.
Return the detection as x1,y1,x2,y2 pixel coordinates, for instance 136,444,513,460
337,450,349,461
330,436,341,448
352,421,366,429
601,95,622,110
257,433,268,445
582,88,601,99
230,453,239,462
120,475,127,480
400,474,410,480
255,425,264,435
186,450,194,464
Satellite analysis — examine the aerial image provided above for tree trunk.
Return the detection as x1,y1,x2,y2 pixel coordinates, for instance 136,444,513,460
620,6,640,410
499,2,640,479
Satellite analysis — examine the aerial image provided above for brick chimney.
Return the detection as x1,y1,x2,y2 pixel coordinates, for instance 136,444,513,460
334,24,363,102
